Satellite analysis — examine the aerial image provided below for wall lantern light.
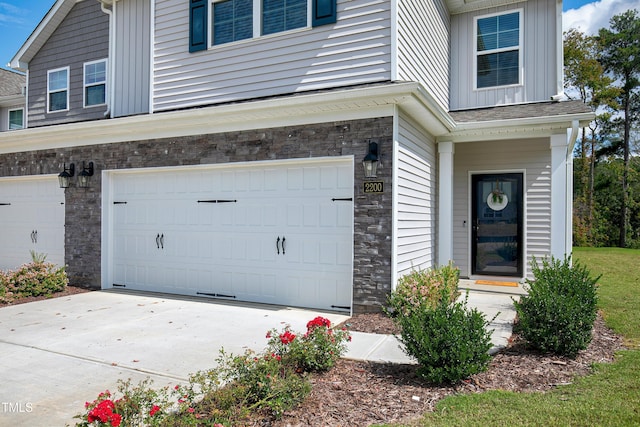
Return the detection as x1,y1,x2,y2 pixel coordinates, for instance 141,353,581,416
362,140,379,178
78,161,95,188
58,163,75,188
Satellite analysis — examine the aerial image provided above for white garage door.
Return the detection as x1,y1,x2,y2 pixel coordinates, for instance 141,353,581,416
0,176,65,270
106,158,354,311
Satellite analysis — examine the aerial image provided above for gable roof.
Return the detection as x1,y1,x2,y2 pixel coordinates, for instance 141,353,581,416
8,0,78,72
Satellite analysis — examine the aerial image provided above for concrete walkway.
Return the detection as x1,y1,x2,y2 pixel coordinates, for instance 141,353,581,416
0,289,518,426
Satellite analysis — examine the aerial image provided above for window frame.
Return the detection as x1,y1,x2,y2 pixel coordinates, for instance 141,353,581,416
473,9,523,91
8,108,24,130
209,0,312,47
47,66,70,113
83,59,108,108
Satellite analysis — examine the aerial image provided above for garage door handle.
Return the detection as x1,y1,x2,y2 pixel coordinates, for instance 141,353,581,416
156,233,160,249
282,236,285,255
276,237,280,254
160,234,164,249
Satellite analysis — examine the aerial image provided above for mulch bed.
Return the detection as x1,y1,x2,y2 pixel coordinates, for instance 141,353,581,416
273,312,624,427
0,285,90,307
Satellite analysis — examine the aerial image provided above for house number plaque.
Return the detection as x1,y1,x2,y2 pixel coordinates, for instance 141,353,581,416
363,181,384,193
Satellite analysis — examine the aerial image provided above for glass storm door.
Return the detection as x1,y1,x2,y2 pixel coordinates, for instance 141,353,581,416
471,173,523,276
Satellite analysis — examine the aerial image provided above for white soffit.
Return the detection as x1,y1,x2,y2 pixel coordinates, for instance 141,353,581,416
446,0,528,15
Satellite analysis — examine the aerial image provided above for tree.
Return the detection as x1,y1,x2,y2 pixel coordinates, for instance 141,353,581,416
597,9,640,247
564,29,618,245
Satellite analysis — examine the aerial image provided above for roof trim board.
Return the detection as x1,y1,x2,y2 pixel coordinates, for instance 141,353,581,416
0,82,593,154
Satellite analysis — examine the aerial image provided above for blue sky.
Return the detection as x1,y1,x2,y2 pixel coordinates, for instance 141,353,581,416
1,0,639,71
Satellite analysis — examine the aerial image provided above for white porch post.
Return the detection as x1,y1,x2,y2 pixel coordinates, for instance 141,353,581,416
550,133,569,258
438,141,454,266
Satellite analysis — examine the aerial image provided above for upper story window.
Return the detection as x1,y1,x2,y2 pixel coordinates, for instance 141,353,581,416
263,0,307,35
8,108,24,130
47,67,69,112
84,59,107,107
211,0,307,46
212,0,253,45
475,10,522,89
190,0,336,51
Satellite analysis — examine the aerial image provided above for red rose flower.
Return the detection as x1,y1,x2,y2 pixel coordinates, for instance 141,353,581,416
149,404,161,416
279,330,296,344
306,316,331,331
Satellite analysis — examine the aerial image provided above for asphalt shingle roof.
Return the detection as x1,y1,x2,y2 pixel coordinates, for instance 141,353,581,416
449,100,592,123
0,68,26,97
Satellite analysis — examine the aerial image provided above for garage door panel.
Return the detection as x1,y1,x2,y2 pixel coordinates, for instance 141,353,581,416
109,159,353,311
0,177,64,270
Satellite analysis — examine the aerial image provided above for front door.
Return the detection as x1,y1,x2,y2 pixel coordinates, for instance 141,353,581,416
471,173,523,277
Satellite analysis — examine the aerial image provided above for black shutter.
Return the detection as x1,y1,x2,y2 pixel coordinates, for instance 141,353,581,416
312,0,337,27
189,0,208,52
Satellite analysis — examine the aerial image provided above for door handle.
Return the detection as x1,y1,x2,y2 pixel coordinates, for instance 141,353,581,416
276,237,280,255
31,230,36,243
156,233,160,249
282,236,285,255
160,234,164,249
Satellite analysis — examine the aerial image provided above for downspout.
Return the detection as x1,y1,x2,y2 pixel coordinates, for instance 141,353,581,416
551,0,564,101
566,120,579,256
100,0,116,118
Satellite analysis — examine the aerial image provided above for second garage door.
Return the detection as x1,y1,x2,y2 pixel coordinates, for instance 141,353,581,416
105,158,354,311
0,176,65,271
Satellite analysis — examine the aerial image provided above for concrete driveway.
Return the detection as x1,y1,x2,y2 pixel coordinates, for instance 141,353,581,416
0,290,350,426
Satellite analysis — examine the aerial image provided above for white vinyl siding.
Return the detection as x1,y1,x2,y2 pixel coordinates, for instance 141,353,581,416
396,0,450,111
153,0,391,111
47,67,69,112
450,0,558,109
395,112,437,285
452,138,550,279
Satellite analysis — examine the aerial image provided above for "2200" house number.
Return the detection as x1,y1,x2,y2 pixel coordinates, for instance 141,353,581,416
363,181,384,193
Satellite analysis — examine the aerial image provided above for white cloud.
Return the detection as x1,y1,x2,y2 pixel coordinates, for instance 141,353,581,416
563,0,640,35
0,2,27,26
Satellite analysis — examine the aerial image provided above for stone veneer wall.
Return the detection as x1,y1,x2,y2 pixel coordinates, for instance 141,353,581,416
0,117,393,313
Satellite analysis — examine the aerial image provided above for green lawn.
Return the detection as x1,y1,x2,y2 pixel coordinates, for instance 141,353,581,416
574,247,640,347
396,248,640,427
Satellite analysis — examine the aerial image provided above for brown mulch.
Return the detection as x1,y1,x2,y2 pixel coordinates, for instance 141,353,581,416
0,285,90,306
273,312,624,427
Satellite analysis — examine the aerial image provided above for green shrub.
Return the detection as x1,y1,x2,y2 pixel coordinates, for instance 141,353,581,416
396,290,494,384
0,257,68,303
215,349,311,419
388,262,460,317
513,256,599,358
265,316,351,373
75,379,172,427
